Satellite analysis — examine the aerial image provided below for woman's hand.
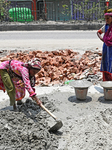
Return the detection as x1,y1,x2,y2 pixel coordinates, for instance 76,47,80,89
31,95,42,106
97,32,104,42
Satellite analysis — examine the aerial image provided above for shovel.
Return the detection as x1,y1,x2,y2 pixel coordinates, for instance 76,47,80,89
40,103,63,132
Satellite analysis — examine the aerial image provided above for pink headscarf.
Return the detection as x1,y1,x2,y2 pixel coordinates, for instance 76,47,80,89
104,12,112,16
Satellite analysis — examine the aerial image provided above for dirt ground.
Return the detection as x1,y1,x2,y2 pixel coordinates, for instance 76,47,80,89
0,84,112,150
38,85,112,150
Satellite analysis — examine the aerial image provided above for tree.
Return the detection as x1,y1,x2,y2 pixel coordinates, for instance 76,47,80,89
73,0,104,21
0,0,11,21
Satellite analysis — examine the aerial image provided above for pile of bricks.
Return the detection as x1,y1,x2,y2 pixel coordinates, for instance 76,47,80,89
0,49,102,86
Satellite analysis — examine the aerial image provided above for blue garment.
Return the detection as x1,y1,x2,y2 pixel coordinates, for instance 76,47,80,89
100,24,112,73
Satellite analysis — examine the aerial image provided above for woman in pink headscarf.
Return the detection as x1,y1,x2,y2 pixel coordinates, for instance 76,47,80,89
0,58,42,110
97,9,112,81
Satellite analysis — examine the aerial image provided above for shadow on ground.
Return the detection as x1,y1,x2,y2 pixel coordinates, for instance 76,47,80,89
68,95,92,103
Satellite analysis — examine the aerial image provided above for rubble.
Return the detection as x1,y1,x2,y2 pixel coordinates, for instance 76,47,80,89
0,49,103,86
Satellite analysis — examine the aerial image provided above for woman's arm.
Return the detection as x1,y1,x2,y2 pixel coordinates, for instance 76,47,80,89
21,69,42,106
97,25,105,42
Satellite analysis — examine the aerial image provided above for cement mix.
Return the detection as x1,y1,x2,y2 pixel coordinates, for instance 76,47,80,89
0,98,58,150
0,84,112,150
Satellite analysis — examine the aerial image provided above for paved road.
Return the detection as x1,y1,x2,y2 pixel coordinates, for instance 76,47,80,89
0,30,98,39
0,30,103,54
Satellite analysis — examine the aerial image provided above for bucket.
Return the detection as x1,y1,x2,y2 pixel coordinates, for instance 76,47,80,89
69,80,92,100
100,81,112,100
75,88,88,100
104,88,112,100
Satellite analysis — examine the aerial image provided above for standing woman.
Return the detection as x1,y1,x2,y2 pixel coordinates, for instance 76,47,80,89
97,9,112,81
0,58,42,110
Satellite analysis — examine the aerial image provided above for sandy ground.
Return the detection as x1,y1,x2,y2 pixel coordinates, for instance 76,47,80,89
1,83,112,150
0,39,102,53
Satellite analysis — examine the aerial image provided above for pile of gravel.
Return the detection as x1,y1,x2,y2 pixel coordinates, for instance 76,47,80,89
0,97,58,150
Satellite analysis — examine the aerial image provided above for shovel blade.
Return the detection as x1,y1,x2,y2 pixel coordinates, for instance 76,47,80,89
49,120,63,132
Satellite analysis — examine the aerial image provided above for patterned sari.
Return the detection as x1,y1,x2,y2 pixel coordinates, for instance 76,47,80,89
100,24,112,81
0,60,36,101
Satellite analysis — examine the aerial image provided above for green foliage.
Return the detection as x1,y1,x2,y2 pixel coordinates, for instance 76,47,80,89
73,0,105,21
62,4,70,16
0,0,11,21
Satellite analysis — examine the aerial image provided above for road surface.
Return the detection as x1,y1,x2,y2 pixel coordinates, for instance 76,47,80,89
0,30,103,54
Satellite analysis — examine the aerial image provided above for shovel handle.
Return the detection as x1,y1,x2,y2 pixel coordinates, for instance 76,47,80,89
40,103,57,120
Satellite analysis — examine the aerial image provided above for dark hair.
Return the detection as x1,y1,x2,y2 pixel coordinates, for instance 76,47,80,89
30,66,41,71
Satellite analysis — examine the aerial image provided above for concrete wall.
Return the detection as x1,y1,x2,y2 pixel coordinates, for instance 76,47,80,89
0,22,104,31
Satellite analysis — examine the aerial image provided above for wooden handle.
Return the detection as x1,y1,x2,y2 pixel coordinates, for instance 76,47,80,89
40,103,57,120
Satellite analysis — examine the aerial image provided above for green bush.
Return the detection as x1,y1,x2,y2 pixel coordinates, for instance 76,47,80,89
0,0,11,21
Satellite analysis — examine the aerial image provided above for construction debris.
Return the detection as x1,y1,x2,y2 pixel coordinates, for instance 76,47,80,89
0,49,102,86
